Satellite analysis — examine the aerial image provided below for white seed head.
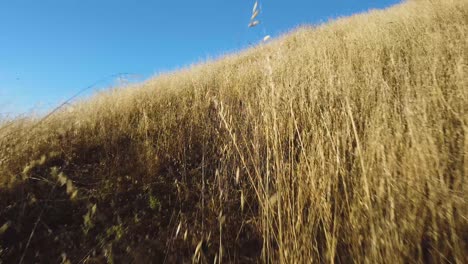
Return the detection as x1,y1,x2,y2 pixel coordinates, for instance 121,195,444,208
251,10,259,20
175,222,181,237
248,20,260,28
252,1,258,13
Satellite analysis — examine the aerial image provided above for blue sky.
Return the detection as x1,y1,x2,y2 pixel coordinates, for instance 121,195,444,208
0,0,401,116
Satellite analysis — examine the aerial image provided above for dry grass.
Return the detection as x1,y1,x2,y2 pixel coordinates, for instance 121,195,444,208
1,0,467,262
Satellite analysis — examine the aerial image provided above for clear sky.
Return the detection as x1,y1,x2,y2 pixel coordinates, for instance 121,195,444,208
0,0,401,117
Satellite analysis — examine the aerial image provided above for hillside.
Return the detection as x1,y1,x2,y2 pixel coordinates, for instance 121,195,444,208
1,0,467,263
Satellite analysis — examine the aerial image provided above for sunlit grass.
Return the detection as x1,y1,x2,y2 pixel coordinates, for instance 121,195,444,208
0,0,467,262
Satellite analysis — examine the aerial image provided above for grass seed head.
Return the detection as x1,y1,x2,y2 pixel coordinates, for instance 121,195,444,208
248,20,260,28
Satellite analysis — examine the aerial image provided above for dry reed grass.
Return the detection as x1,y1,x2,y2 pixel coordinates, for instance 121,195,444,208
0,0,467,262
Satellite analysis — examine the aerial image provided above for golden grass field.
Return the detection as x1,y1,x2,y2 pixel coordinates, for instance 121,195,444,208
0,0,467,262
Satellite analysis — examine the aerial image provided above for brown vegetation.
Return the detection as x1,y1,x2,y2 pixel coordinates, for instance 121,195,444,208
1,0,467,262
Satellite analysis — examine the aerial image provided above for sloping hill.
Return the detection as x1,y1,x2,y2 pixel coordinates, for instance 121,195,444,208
1,0,467,262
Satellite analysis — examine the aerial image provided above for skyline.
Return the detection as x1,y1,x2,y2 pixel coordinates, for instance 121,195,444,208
0,0,401,117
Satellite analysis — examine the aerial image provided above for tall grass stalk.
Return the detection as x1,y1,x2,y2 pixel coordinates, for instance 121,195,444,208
0,0,466,262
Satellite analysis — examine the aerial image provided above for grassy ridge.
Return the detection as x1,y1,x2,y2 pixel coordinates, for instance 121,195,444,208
1,0,467,262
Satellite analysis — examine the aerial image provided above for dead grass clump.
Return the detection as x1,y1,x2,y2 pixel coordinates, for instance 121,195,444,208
0,0,467,262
